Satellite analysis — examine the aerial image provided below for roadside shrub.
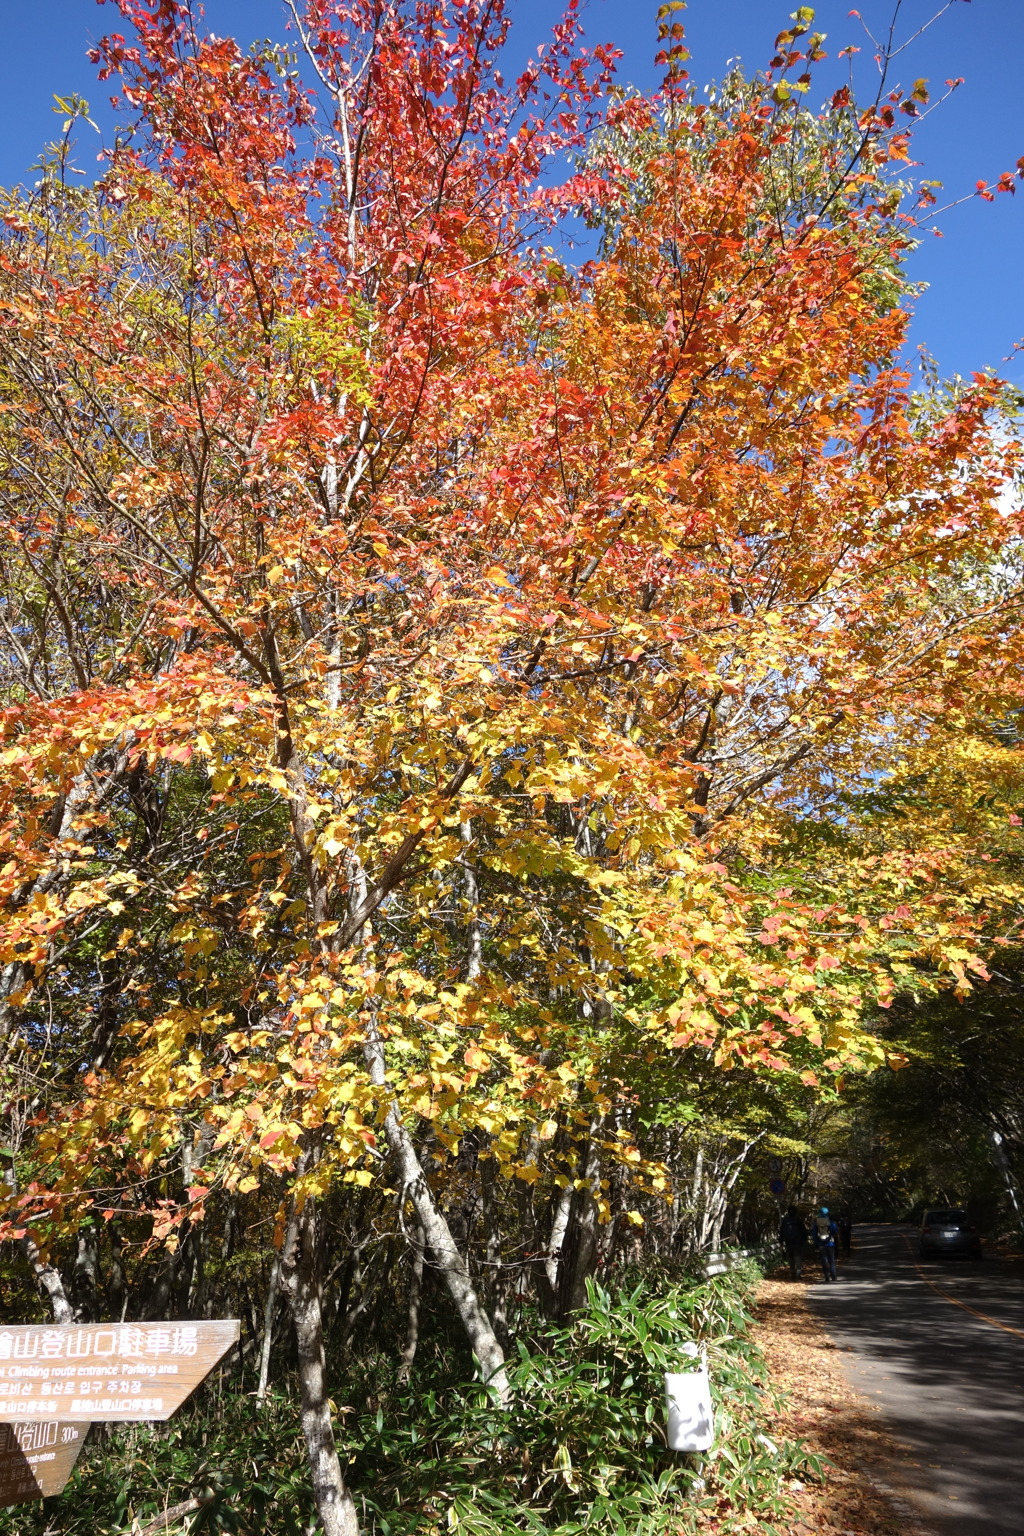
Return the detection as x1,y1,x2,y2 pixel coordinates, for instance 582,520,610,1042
348,1264,817,1535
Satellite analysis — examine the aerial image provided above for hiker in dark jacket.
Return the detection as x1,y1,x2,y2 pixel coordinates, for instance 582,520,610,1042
779,1205,807,1280
838,1213,852,1257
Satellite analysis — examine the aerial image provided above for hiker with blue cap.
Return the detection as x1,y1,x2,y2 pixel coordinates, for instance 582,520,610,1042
811,1205,838,1281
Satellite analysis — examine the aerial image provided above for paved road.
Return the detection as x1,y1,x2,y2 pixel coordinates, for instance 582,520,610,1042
807,1223,1024,1535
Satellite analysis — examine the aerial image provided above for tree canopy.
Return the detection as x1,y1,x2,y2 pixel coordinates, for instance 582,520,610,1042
0,2,1021,1531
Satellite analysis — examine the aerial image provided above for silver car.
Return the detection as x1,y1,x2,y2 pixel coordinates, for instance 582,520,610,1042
919,1207,981,1260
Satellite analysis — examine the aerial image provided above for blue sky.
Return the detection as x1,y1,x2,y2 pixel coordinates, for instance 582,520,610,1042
2,0,1020,381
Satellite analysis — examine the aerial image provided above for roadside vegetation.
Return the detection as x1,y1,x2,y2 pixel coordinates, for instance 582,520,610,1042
2,1263,821,1535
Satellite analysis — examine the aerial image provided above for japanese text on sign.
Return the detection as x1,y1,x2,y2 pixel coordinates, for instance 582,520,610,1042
0,1325,200,1362
0,1321,239,1423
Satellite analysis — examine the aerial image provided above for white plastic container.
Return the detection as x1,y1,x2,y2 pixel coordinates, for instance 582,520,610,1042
665,1342,714,1452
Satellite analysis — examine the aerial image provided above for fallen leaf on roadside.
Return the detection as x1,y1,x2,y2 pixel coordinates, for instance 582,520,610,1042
752,1274,937,1536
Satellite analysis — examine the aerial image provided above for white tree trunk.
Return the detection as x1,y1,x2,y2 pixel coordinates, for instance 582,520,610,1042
545,1181,574,1292
347,855,509,1402
366,1024,509,1402
21,1233,74,1324
282,1191,360,1536
396,1227,425,1387
255,1250,281,1402
460,820,482,982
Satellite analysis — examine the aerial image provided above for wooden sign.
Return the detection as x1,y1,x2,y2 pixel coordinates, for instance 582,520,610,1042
0,1321,239,1423
0,1420,89,1507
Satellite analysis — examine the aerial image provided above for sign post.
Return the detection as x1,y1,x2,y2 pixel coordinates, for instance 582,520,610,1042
0,1420,89,1507
0,1320,239,1510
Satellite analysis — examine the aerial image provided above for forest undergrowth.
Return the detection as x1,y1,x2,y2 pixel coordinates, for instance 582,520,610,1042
0,1263,820,1536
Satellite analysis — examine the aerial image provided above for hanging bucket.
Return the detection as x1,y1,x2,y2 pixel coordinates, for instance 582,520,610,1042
665,1342,714,1452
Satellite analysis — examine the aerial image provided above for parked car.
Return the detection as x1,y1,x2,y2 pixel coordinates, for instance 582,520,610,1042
919,1207,982,1260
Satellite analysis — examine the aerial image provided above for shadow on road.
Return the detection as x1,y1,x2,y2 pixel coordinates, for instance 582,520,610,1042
807,1222,1024,1536
757,1276,933,1536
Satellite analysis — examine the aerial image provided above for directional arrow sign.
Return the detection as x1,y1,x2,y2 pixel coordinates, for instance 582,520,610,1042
0,1321,239,1423
0,1420,89,1507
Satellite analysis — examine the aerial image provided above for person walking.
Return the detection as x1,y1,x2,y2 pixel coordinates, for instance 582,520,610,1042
779,1205,807,1281
838,1213,852,1257
811,1206,838,1281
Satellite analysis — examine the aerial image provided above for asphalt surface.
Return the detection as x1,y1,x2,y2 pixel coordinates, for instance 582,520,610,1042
807,1222,1024,1535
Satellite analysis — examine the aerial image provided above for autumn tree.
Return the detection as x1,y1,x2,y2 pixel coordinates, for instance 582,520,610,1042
0,1,1022,1528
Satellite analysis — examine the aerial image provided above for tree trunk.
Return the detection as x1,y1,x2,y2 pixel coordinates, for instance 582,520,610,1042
4,1150,74,1323
460,819,482,982
690,1144,707,1254
377,1090,509,1401
339,1237,381,1355
21,1233,74,1324
544,1180,574,1293
221,1196,238,1262
129,1495,214,1536
554,1123,604,1318
282,1190,360,1536
396,1226,425,1387
991,1131,1023,1224
73,1223,100,1321
106,1221,128,1319
142,1253,177,1321
479,1152,508,1349
348,855,509,1402
256,1251,282,1402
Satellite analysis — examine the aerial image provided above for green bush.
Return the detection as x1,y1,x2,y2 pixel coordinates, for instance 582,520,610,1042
348,1264,819,1535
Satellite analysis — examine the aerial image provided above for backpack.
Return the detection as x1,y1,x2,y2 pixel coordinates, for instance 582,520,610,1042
812,1214,833,1243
